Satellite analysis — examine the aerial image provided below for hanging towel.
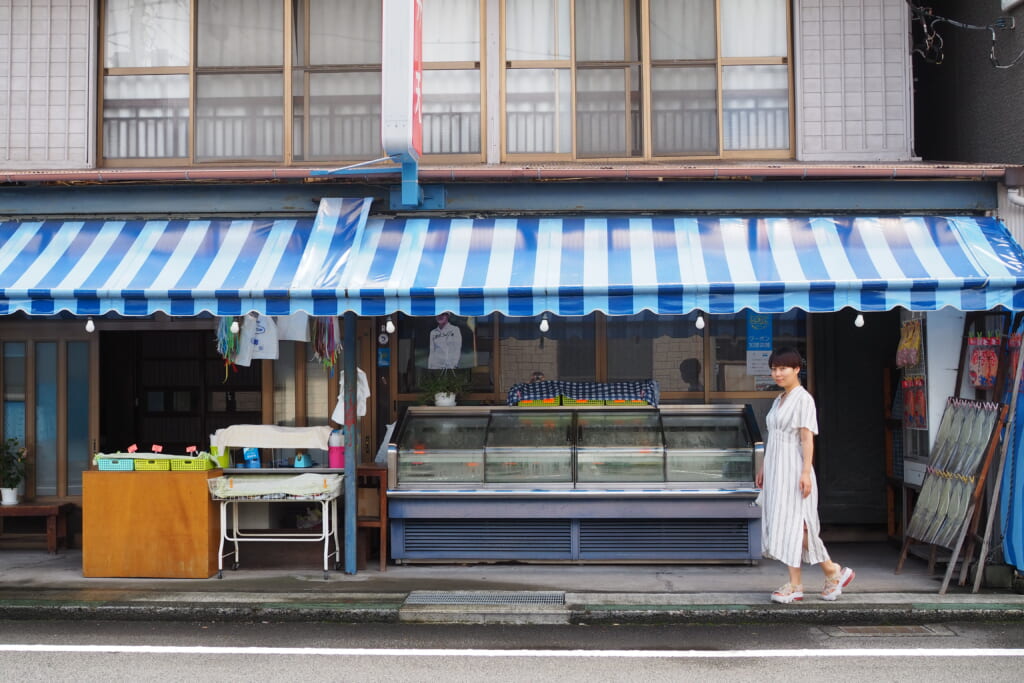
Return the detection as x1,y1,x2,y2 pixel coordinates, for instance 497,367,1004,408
276,312,311,341
331,368,371,421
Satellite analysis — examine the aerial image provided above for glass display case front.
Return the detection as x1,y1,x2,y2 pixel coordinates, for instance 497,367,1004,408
395,412,488,484
388,405,763,489
576,410,664,482
663,412,757,482
485,411,573,483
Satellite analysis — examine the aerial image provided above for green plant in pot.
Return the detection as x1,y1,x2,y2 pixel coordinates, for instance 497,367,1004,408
418,368,470,406
0,437,27,505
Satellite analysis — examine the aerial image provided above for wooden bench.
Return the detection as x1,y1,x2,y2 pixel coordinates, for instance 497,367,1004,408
0,503,75,554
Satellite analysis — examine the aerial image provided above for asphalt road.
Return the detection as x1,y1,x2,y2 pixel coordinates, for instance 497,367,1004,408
0,619,1022,682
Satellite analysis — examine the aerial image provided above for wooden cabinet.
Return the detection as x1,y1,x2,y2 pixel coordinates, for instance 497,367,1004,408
83,470,220,578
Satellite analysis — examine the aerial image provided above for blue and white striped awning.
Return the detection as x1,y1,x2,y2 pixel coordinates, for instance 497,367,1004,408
341,214,1024,316
2,198,1024,317
0,197,371,317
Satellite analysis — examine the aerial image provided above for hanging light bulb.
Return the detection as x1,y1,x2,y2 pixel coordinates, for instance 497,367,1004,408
695,313,705,330
385,318,396,334
230,318,240,334
539,314,550,333
854,313,865,328
85,317,95,333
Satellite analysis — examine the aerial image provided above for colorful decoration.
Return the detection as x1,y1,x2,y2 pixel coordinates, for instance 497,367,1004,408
896,319,923,368
901,376,927,430
968,331,1001,389
312,316,342,374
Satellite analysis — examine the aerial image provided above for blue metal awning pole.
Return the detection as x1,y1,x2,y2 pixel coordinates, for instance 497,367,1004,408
343,311,358,574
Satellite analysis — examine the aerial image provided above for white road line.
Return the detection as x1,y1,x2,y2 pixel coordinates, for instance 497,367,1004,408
0,645,1022,658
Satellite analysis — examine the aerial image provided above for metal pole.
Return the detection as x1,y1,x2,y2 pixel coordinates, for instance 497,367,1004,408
343,311,358,574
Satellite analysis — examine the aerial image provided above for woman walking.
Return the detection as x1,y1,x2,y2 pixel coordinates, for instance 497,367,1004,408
756,347,854,603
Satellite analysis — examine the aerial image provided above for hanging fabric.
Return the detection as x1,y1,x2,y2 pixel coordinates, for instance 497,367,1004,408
331,368,372,422
249,313,280,360
215,317,240,381
1002,322,1024,571
276,312,311,341
312,316,341,373
234,314,257,367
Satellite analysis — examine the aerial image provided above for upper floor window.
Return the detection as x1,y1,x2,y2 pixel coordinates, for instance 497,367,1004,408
503,0,791,160
101,0,384,165
100,0,784,165
422,0,483,158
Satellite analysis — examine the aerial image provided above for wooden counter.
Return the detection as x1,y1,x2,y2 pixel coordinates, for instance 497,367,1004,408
83,470,220,578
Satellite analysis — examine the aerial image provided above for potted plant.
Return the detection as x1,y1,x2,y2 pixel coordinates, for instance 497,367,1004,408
0,437,27,506
418,368,470,406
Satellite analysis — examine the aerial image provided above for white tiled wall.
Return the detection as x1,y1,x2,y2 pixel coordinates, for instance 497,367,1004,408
794,0,914,161
0,0,94,168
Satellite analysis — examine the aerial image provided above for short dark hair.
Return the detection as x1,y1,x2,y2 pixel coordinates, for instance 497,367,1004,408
768,346,803,369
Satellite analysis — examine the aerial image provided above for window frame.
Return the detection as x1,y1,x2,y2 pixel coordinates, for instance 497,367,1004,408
387,311,813,417
419,0,487,161
500,0,794,162
0,323,98,501
98,0,385,167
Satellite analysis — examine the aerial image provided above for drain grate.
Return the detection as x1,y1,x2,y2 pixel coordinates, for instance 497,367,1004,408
405,591,566,606
822,624,954,638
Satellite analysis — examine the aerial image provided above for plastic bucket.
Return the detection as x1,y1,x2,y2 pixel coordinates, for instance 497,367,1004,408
209,446,231,468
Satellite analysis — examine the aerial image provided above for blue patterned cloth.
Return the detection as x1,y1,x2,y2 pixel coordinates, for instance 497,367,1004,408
506,380,659,407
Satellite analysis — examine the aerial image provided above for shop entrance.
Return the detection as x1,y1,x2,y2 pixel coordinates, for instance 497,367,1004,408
814,308,901,528
99,330,262,455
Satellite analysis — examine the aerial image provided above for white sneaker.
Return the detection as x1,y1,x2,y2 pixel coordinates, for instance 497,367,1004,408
822,567,855,601
770,583,804,604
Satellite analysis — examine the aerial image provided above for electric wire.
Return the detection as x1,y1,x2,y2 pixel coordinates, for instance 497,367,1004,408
906,1,1024,69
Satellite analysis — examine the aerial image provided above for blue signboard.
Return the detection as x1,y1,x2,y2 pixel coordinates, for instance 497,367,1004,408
746,312,773,376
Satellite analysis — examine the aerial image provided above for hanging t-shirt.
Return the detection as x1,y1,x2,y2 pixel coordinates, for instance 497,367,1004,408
428,324,462,369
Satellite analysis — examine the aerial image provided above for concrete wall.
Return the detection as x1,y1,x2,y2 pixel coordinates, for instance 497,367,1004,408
913,0,1024,164
0,0,95,169
794,0,915,161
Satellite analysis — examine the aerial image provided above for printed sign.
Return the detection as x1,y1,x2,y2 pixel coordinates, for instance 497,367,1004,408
746,312,773,375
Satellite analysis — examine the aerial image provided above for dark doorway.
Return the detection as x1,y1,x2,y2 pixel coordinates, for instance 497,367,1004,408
99,330,262,455
814,309,900,526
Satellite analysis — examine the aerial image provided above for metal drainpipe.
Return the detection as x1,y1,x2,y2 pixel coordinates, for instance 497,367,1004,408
1008,187,1024,207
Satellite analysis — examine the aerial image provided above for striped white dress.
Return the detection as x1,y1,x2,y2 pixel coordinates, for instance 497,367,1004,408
760,385,830,568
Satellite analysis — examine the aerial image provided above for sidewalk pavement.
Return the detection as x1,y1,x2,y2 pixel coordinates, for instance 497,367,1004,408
1,542,1023,625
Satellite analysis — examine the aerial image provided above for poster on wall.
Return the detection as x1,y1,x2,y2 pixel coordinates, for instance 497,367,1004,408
901,375,928,430
746,313,773,384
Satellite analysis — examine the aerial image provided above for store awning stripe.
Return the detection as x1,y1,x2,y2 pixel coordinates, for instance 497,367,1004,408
336,215,1024,316
0,198,373,317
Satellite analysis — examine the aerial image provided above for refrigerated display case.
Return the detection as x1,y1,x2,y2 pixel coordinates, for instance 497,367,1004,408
386,404,764,563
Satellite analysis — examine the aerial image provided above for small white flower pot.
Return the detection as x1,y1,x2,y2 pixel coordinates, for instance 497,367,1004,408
0,487,20,506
